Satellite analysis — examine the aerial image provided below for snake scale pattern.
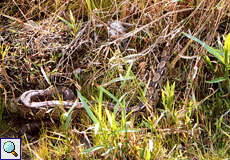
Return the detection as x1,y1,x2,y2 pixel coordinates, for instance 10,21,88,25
18,43,170,140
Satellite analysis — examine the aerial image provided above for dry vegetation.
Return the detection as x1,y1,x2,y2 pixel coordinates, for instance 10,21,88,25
1,0,230,159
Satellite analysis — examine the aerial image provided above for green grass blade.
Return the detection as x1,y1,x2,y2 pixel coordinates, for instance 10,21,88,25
77,91,99,124
74,20,81,34
204,55,215,73
81,145,104,154
0,43,10,60
69,10,75,28
224,33,230,92
86,0,92,13
96,84,124,116
98,82,103,121
206,77,228,83
121,63,133,90
224,33,230,67
183,32,225,65
57,15,73,29
103,76,133,87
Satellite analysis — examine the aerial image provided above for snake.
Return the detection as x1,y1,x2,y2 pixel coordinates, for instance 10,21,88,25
18,43,170,140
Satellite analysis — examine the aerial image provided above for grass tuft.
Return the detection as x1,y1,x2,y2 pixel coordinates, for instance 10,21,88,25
1,0,230,159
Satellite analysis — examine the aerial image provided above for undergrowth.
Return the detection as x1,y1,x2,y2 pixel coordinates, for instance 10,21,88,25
1,0,230,159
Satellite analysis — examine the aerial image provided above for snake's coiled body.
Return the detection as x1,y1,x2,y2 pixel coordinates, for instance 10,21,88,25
18,44,170,140
18,87,75,121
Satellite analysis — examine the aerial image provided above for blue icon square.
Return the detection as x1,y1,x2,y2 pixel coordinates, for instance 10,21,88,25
0,138,21,160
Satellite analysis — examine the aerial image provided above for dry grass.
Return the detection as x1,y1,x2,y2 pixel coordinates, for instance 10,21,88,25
1,0,230,159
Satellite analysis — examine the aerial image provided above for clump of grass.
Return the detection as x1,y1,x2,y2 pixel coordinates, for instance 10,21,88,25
1,0,230,159
184,32,230,93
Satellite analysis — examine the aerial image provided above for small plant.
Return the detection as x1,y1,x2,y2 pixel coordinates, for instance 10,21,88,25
57,10,81,36
161,81,176,126
78,69,142,157
183,32,230,93
162,81,175,112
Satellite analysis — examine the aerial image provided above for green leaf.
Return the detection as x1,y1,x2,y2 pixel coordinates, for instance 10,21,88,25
81,145,104,154
74,20,81,34
143,121,151,129
86,0,92,13
145,149,151,160
57,15,72,29
224,33,230,65
206,77,228,83
69,10,75,28
0,43,10,60
204,55,215,73
77,91,99,124
121,63,133,90
183,32,225,65
103,76,133,87
96,85,123,116
221,129,230,139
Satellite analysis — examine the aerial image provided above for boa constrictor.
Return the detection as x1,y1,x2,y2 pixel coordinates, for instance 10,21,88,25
18,44,170,140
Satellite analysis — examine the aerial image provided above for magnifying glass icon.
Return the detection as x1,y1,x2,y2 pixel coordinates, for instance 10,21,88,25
3,141,18,157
